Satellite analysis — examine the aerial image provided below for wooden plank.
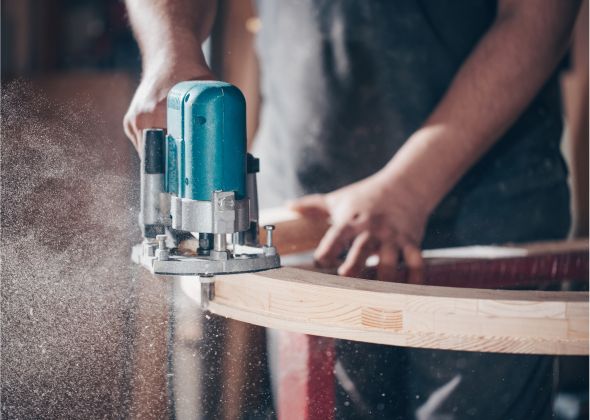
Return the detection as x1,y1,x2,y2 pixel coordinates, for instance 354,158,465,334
260,208,331,255
476,300,566,319
179,267,589,355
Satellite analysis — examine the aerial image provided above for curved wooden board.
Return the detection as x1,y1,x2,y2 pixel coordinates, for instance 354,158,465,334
180,267,589,355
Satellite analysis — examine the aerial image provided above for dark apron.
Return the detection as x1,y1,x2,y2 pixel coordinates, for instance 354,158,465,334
253,1,570,418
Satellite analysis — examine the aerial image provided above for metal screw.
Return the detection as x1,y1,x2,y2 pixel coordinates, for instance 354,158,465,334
156,235,167,250
218,196,235,211
264,225,275,247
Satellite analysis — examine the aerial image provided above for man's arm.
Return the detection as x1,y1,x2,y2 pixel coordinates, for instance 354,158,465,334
123,0,217,153
292,0,581,281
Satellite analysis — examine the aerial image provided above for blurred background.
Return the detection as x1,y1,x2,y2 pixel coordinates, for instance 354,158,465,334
1,0,588,419
1,1,271,419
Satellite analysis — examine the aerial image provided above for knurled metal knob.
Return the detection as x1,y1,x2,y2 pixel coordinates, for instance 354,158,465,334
156,235,167,250
155,235,169,260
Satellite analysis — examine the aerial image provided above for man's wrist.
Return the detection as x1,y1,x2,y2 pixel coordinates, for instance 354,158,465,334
143,46,209,75
376,127,460,218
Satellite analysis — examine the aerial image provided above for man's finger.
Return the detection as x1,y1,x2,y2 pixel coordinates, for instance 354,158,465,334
135,113,152,157
403,243,425,284
123,114,140,153
376,241,399,282
403,243,424,270
288,194,331,219
314,222,356,267
338,230,377,278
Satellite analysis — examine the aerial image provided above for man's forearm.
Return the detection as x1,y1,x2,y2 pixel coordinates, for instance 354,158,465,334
123,0,218,151
378,0,581,214
125,0,216,71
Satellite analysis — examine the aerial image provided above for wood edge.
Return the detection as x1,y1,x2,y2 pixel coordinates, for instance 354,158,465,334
255,267,590,303
178,267,589,356
208,300,588,356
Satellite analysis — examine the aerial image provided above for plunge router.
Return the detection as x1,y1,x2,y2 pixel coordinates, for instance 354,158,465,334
132,81,281,281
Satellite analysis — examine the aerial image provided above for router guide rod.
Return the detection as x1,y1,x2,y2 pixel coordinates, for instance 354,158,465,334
132,81,280,285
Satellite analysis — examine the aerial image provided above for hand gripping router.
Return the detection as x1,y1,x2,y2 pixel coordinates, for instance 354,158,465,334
131,81,280,280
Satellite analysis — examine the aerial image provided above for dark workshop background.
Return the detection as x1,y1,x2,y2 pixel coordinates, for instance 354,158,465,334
1,0,588,419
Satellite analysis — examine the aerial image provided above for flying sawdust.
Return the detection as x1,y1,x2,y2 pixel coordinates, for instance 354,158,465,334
1,79,143,418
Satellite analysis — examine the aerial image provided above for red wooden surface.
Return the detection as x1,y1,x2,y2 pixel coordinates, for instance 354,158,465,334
372,250,589,288
278,331,335,420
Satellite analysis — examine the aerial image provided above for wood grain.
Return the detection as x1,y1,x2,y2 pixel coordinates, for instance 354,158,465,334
259,208,331,255
179,267,588,355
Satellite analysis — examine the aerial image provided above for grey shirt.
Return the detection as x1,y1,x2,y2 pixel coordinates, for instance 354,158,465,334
253,0,567,219
252,2,569,418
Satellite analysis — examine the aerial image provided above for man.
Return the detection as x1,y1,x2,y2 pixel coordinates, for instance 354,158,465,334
124,0,581,418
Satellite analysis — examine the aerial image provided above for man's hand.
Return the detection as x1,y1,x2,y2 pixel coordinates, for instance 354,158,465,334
290,173,426,282
123,0,217,155
291,0,580,283
123,63,216,155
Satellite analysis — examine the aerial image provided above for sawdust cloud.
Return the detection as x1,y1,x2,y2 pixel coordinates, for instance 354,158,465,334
0,79,148,418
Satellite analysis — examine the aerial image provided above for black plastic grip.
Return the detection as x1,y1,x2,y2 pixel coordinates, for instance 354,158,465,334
143,129,165,174
247,153,260,174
